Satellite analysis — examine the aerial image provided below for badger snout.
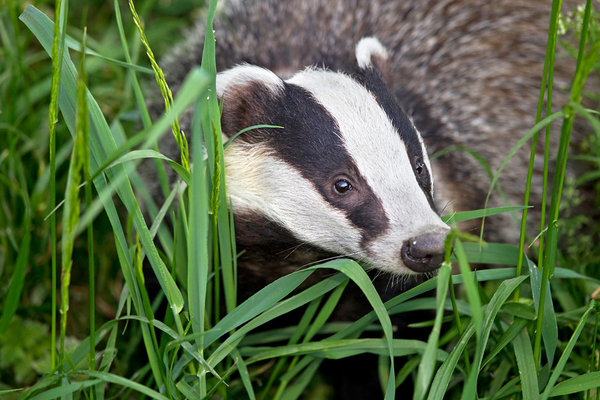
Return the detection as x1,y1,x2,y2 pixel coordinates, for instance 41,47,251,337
401,229,447,273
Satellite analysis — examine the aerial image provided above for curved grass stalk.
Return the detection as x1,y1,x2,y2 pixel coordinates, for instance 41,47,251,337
514,0,562,302
127,0,189,172
534,0,599,371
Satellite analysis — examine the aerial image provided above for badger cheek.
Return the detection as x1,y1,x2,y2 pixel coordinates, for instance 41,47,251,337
357,231,401,274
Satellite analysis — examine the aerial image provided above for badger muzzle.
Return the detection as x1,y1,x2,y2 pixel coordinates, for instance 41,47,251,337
400,229,447,273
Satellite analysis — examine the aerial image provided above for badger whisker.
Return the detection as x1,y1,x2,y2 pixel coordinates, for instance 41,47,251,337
372,269,385,283
439,200,456,215
279,242,310,259
294,252,362,271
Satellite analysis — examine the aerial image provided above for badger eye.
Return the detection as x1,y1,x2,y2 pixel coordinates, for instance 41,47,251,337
415,158,424,174
334,179,353,194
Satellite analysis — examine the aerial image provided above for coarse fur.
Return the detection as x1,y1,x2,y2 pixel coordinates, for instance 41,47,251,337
161,0,595,246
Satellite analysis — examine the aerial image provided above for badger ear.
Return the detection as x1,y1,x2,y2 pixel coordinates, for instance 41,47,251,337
355,37,393,83
216,64,284,97
217,64,284,140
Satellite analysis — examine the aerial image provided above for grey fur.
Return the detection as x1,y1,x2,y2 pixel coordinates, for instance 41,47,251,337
158,0,588,246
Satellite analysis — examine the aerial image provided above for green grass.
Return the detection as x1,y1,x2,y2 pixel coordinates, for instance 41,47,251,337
1,0,600,399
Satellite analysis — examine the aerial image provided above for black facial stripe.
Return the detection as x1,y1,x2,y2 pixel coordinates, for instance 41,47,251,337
231,81,390,242
355,68,435,209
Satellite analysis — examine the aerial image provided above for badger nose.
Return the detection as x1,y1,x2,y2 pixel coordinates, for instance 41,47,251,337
401,230,447,273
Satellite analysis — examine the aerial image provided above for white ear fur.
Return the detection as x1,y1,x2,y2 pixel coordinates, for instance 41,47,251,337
355,37,389,69
216,64,284,97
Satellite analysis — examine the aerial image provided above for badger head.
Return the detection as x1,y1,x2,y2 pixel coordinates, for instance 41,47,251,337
218,37,449,275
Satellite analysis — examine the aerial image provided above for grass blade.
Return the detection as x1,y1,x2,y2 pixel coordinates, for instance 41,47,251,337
0,224,30,334
209,259,397,398
454,238,483,340
243,339,440,361
482,318,529,368
207,272,349,366
536,0,600,370
540,301,596,399
232,348,256,400
512,328,539,400
414,262,451,400
205,270,346,348
85,371,171,400
187,95,210,395
19,5,200,389
460,276,529,400
270,282,348,399
442,205,531,225
30,380,102,400
427,322,475,400
453,242,519,266
528,257,558,367
549,371,600,397
199,0,237,316
279,359,321,400
105,149,190,184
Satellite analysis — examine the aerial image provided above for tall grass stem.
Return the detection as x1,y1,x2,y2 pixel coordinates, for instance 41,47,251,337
534,0,597,370
514,0,561,302
48,0,68,370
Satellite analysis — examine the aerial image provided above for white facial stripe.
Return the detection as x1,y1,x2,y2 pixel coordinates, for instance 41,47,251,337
288,69,448,273
216,64,284,97
224,141,362,254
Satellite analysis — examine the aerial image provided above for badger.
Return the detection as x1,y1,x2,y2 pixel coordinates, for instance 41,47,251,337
160,0,588,250
148,0,593,397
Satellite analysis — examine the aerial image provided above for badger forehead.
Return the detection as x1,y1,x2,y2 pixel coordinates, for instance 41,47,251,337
286,68,435,206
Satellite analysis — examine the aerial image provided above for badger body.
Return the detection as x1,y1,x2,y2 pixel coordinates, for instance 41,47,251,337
162,0,582,251
154,0,587,295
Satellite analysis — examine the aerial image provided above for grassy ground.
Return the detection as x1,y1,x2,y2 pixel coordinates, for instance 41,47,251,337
1,0,599,399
